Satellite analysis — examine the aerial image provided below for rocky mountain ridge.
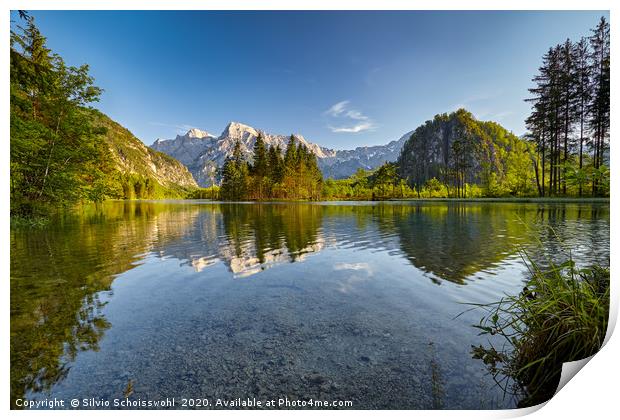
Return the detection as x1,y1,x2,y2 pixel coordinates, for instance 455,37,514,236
91,110,198,191
151,121,410,186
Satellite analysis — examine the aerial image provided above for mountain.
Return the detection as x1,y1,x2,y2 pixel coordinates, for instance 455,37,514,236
396,109,535,195
91,110,198,193
152,122,336,186
151,122,411,187
318,130,414,179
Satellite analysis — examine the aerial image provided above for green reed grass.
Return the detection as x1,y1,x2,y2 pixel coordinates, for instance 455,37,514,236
469,251,609,407
10,214,50,228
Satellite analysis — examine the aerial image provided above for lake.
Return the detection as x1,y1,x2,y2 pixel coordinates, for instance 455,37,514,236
10,200,609,409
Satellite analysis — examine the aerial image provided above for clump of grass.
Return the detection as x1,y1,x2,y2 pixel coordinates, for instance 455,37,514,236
10,215,50,228
470,252,610,407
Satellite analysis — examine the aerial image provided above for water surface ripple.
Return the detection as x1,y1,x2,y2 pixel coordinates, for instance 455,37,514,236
10,201,609,409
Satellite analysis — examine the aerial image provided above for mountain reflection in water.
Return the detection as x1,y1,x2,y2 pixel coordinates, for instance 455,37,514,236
10,201,609,409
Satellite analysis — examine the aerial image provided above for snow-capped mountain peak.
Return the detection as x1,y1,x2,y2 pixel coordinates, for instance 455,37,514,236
151,122,413,187
185,128,214,139
220,121,259,140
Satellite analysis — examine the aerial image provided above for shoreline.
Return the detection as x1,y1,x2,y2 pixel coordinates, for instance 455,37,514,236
385,197,610,204
110,197,610,204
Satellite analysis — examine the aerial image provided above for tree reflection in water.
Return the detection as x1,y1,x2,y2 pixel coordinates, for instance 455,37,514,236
10,201,609,407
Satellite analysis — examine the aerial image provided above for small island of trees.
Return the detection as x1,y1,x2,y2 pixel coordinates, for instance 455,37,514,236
218,134,323,200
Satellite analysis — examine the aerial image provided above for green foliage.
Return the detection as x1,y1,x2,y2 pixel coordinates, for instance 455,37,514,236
249,133,269,199
220,136,323,200
397,110,537,198
420,177,450,198
370,162,397,198
110,173,189,200
10,16,108,215
87,109,196,199
187,186,220,200
220,140,250,200
251,133,268,178
323,164,421,200
470,251,609,407
525,17,609,197
10,16,195,216
10,214,50,228
268,144,285,184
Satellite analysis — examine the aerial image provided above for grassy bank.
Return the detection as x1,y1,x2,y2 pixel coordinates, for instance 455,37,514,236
469,252,610,407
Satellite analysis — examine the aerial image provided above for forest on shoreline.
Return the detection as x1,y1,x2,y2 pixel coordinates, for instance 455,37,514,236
10,13,610,220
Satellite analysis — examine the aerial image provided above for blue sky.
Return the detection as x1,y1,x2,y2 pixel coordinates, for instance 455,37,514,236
13,10,609,149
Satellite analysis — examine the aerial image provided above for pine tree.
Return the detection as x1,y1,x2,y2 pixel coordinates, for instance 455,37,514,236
302,145,322,199
268,145,284,184
558,39,577,195
220,140,249,200
250,132,268,199
526,45,565,196
251,132,268,177
588,16,610,196
283,135,298,197
284,135,297,171
573,37,591,196
10,16,52,121
525,16,610,197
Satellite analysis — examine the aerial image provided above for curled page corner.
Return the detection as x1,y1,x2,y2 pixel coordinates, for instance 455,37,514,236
553,311,616,398
602,299,618,347
554,355,594,396
512,400,549,417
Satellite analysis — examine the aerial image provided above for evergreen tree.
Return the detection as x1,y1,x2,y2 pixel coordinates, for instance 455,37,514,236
251,132,268,177
220,140,249,200
526,47,554,196
573,37,591,196
588,16,610,195
301,145,323,199
268,145,284,184
284,135,297,171
527,45,573,196
250,132,268,199
283,135,298,196
558,39,577,195
525,16,610,197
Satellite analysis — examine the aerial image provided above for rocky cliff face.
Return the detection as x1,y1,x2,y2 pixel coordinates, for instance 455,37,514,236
397,109,534,193
92,111,198,189
151,122,414,186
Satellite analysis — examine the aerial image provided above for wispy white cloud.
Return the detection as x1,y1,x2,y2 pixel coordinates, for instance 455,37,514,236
325,100,350,117
345,110,367,121
329,122,376,133
325,100,376,134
